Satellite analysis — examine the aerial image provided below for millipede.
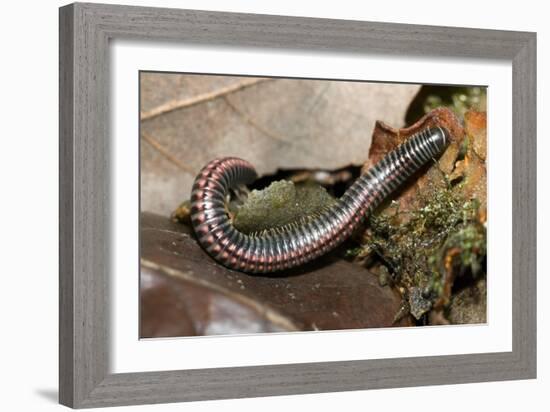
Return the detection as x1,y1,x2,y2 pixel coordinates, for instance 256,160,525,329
190,127,450,274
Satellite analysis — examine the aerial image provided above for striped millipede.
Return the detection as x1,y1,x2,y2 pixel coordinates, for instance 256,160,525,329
190,127,450,274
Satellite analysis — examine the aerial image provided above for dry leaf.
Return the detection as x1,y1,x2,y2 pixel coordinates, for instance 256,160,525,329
140,73,420,215
461,111,487,215
362,107,465,219
140,212,411,337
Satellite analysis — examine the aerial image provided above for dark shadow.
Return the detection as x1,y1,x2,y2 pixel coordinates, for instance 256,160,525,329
35,389,58,404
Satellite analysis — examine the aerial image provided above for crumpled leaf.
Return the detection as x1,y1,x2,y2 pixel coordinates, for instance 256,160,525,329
450,111,487,217
140,73,420,215
362,107,465,221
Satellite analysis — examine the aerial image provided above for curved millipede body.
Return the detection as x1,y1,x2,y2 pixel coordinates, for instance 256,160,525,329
190,127,450,274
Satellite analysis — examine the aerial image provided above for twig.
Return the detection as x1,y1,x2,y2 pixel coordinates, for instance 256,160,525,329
140,77,270,121
141,131,195,175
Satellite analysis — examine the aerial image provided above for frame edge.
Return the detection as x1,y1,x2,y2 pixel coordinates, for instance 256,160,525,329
512,32,537,379
59,3,75,408
60,3,112,407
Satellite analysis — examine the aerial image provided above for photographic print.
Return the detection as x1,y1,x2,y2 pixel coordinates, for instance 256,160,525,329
139,73,487,338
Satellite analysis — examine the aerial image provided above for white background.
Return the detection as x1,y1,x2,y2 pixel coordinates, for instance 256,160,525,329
0,1,546,411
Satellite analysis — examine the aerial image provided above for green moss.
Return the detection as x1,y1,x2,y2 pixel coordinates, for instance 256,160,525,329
170,180,337,235
233,180,337,234
441,222,486,275
359,186,486,320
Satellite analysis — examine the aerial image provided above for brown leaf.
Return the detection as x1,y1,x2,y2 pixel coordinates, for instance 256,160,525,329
464,111,487,160
445,111,487,218
140,73,420,215
461,111,487,215
141,268,294,337
361,107,465,219
140,212,411,337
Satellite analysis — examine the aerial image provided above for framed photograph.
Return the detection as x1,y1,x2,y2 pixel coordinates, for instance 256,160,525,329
59,2,536,408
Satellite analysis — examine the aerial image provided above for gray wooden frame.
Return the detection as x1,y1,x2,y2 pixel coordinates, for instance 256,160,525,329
59,2,536,408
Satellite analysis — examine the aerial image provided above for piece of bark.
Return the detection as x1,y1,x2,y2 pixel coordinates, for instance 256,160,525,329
140,74,420,215
461,111,488,214
140,212,411,338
